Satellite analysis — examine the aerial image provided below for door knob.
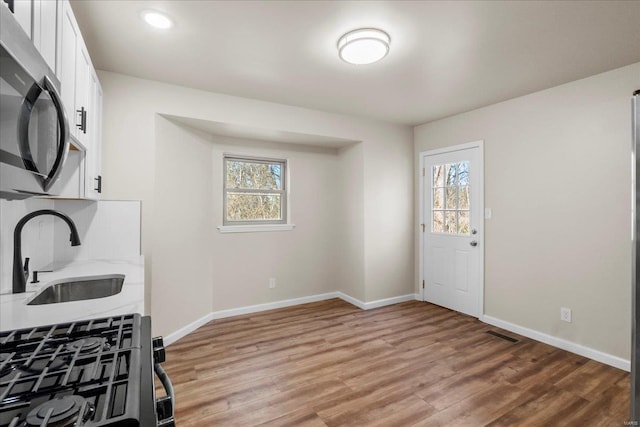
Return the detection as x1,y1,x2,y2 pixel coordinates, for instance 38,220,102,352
470,240,478,247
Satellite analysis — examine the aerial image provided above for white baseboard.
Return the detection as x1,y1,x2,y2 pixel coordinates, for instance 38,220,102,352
163,312,214,346
209,292,340,320
481,314,630,372
335,292,366,309
363,294,417,309
164,291,417,346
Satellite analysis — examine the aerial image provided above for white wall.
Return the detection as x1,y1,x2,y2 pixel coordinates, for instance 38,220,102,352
98,71,414,337
414,62,640,360
151,117,354,335
210,134,343,311
152,118,214,336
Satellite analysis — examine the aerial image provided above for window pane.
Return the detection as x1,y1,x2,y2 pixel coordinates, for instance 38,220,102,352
433,165,444,187
445,211,457,233
445,164,456,186
226,192,282,221
457,161,470,186
433,188,444,209
445,187,457,209
458,211,470,235
226,160,282,190
433,211,444,233
458,186,470,210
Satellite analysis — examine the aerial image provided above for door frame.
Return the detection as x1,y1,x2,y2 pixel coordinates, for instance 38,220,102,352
419,140,485,318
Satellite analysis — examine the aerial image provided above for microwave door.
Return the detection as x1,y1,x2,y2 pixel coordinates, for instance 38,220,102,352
17,75,69,192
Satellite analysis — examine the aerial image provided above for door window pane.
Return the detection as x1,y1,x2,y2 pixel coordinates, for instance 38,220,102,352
433,188,444,210
431,161,471,235
433,165,444,187
445,187,457,209
458,186,470,210
445,211,457,233
458,211,470,234
433,211,444,233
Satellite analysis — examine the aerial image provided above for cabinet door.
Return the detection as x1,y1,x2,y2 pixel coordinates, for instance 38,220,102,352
12,0,32,38
74,39,91,148
58,0,78,139
85,71,103,200
32,0,57,71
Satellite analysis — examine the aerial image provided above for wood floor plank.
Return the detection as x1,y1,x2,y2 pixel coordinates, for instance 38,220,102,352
162,299,630,426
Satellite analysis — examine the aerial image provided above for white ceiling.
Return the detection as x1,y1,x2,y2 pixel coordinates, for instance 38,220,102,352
71,0,640,126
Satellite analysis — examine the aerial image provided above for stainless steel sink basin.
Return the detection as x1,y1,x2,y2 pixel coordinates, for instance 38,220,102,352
27,274,125,305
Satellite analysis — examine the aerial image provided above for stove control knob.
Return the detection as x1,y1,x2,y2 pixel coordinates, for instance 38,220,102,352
153,336,166,364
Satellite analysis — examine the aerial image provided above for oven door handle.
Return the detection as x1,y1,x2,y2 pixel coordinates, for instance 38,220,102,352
154,363,175,427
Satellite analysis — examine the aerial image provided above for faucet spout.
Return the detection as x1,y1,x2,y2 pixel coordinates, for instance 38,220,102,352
13,209,81,293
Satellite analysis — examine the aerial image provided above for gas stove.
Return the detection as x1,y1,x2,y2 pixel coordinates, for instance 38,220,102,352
0,314,174,427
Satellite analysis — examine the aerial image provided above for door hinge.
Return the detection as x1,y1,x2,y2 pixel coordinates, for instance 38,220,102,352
422,280,425,289
421,224,425,232
422,168,425,177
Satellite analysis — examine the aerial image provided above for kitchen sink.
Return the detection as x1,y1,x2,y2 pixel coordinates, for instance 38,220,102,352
27,274,125,305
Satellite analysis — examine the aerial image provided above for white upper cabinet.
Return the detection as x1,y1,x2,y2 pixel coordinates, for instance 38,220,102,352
73,39,91,148
5,0,103,200
11,0,32,38
32,0,57,71
57,0,80,144
85,70,103,200
55,0,103,199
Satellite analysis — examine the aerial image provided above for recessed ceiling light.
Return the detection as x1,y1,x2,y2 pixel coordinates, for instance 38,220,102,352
141,10,174,29
337,28,390,65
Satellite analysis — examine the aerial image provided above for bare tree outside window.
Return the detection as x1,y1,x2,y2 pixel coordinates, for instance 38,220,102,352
224,156,287,225
432,161,470,235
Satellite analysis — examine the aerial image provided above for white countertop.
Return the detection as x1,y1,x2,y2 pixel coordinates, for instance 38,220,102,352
0,257,144,331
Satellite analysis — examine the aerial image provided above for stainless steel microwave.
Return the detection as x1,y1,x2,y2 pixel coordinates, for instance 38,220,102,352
0,5,70,200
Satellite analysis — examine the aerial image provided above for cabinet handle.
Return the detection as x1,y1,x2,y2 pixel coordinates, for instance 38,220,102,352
75,107,87,133
94,175,102,193
76,107,85,131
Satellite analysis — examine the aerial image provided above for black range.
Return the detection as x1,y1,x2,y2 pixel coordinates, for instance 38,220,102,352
0,314,174,427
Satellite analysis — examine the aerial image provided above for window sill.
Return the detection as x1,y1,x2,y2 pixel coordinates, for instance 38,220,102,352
217,224,296,233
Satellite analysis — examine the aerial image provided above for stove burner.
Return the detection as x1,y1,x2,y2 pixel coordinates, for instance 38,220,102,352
26,396,93,427
67,337,105,354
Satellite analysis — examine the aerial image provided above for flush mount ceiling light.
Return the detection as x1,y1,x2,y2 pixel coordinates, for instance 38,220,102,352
337,28,390,65
141,10,174,29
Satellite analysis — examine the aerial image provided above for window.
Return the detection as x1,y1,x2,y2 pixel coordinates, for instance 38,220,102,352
223,155,287,225
432,161,470,235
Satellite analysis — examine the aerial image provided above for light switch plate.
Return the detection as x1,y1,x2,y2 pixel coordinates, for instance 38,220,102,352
484,208,492,219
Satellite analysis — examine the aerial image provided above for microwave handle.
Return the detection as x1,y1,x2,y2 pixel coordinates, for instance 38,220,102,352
41,76,70,192
16,76,70,192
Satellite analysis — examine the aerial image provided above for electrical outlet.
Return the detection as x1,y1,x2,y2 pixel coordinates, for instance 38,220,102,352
560,307,572,323
268,278,276,289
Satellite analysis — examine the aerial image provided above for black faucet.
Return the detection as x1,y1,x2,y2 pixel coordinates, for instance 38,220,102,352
13,209,81,293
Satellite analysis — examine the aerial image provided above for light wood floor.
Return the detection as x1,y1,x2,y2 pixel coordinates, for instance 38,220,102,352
161,299,629,426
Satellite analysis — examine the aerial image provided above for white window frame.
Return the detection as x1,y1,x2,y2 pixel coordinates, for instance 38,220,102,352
219,155,294,233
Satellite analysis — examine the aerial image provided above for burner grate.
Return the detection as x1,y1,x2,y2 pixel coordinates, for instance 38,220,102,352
0,314,143,427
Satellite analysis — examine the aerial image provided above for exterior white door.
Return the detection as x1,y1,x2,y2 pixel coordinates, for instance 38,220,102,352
421,142,484,317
